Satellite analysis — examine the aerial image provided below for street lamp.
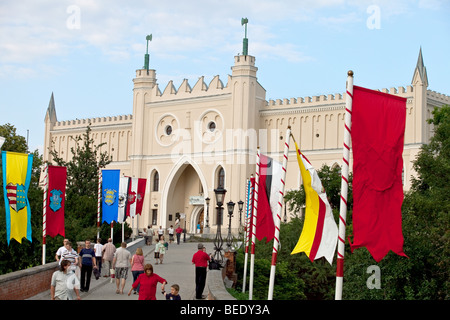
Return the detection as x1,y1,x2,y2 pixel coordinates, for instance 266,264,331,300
226,201,235,249
237,200,244,228
212,187,226,266
205,197,210,228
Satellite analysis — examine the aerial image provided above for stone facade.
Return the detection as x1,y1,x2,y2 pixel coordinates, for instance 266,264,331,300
43,49,449,236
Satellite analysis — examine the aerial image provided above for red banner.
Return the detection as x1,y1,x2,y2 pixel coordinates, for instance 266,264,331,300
46,166,67,238
349,86,408,262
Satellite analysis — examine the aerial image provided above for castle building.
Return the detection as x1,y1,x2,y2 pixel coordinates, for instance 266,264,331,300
43,43,449,237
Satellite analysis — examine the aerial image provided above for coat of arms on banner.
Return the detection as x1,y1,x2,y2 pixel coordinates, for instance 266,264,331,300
127,191,136,205
118,193,126,208
49,189,63,212
6,183,27,212
103,189,117,206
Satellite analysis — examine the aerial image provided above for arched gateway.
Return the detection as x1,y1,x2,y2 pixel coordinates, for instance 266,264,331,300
161,156,209,234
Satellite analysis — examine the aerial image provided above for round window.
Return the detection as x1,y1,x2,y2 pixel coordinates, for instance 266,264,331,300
208,121,216,132
165,125,172,136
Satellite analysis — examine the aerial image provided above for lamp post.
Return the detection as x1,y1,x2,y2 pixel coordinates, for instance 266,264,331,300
226,201,235,250
237,200,244,229
212,187,226,266
205,197,210,229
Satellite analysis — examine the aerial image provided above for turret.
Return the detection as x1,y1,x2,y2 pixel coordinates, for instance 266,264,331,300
411,47,429,143
43,92,57,162
131,35,157,177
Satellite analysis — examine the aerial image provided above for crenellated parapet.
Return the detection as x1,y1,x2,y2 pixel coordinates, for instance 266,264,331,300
146,74,231,102
53,114,133,130
427,89,450,105
263,85,416,112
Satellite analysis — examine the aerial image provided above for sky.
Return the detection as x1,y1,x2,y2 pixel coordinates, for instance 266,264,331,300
1,0,449,153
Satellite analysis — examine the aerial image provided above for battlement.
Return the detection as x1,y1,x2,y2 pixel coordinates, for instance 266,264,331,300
54,114,133,129
145,74,232,102
264,85,415,109
427,89,450,103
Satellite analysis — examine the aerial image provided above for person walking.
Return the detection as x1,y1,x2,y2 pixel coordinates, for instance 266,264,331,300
147,226,154,245
55,238,69,263
157,226,164,239
175,226,183,245
130,247,145,295
61,241,79,279
168,225,174,244
127,264,167,300
191,243,211,299
113,242,132,294
79,239,97,292
102,238,116,277
94,238,103,277
50,260,81,300
155,237,166,264
143,228,149,245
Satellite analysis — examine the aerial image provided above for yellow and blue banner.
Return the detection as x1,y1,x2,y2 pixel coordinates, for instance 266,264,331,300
2,151,34,245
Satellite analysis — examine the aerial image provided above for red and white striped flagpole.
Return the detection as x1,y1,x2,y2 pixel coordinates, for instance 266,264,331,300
242,177,252,293
268,126,291,300
249,148,260,300
335,70,354,300
42,163,49,265
97,168,102,239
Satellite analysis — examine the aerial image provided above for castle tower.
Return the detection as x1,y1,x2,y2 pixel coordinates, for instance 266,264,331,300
228,19,266,202
43,92,57,163
130,35,157,179
411,47,429,143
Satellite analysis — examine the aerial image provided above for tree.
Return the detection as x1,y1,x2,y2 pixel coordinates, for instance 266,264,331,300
49,125,111,225
48,125,130,247
343,105,450,300
0,124,43,274
285,164,353,217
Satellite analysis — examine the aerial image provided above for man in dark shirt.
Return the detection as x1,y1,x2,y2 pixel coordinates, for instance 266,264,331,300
79,239,97,292
191,243,211,299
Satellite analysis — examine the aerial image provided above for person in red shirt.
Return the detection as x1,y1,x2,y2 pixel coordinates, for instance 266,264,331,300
191,243,211,299
128,264,167,300
175,226,183,245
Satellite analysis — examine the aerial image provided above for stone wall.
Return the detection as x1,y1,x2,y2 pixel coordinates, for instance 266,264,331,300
0,262,59,300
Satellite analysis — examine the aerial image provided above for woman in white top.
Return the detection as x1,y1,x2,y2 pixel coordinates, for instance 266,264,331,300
61,241,80,280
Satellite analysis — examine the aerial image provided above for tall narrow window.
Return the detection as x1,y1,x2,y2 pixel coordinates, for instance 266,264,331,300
152,209,158,226
153,171,159,192
217,167,225,189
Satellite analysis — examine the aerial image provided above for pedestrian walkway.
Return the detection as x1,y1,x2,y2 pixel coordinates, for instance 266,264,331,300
29,239,214,301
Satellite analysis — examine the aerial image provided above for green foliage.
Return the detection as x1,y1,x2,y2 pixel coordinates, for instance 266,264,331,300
285,164,353,216
342,105,450,300
236,107,449,300
0,124,44,273
0,123,130,275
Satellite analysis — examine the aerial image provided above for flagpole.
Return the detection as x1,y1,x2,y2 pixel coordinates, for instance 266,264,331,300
111,222,114,242
242,178,251,293
335,70,354,300
249,148,260,300
42,163,49,265
267,126,291,300
97,168,102,240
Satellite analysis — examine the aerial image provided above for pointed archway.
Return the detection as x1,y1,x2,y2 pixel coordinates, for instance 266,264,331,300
161,156,209,233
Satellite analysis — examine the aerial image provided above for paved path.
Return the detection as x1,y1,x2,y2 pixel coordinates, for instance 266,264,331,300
30,240,214,301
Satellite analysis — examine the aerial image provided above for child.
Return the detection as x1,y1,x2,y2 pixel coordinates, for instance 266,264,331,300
163,284,181,300
155,237,166,264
